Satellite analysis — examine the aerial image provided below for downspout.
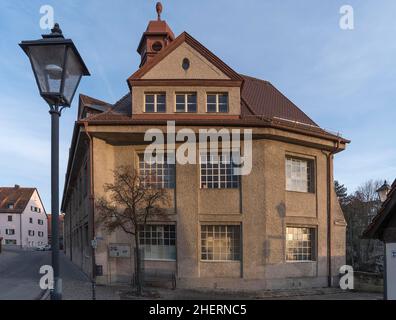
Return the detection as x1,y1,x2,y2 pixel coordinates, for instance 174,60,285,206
83,121,96,300
322,140,340,287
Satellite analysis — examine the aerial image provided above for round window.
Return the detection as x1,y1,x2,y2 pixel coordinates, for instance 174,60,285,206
152,41,163,52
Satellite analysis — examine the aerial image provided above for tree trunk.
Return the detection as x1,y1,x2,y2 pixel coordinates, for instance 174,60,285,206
134,235,143,296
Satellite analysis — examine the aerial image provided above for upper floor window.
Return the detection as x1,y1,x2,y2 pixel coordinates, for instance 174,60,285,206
286,227,316,262
28,230,35,236
38,219,44,225
138,153,175,189
176,93,197,113
286,157,314,193
8,215,12,222
145,93,166,113
29,218,33,224
200,153,240,189
7,203,14,209
207,93,228,113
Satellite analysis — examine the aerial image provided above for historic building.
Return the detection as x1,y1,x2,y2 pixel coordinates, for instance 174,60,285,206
0,185,48,248
62,4,349,290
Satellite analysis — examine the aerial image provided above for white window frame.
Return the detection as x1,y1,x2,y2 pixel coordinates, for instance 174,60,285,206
285,226,316,262
144,93,166,113
139,224,176,261
206,93,229,113
175,93,197,113
199,152,240,189
200,225,241,262
138,152,176,189
286,157,314,193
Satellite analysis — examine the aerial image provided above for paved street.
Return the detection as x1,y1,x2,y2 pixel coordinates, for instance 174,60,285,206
0,247,50,300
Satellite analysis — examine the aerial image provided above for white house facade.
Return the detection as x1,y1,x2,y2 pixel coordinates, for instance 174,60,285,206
0,186,48,248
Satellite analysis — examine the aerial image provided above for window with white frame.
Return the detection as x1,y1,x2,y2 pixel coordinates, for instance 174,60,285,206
7,203,14,209
207,93,228,113
139,225,176,261
176,93,197,113
145,93,166,113
201,225,241,261
200,153,240,189
6,229,15,235
285,157,314,193
38,219,44,225
286,227,316,262
38,231,44,237
28,230,35,236
138,153,176,189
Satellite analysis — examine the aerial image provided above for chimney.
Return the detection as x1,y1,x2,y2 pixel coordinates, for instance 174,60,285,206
14,184,20,189
137,2,175,67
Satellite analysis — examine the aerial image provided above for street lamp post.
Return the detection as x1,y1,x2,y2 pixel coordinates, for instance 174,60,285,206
19,24,90,300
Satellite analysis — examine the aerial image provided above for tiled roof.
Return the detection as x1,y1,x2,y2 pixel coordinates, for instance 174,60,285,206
0,187,35,214
240,75,318,126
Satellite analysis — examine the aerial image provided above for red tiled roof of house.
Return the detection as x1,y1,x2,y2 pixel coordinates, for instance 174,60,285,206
0,186,35,214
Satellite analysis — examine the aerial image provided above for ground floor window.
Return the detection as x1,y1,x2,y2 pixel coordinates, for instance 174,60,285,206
139,225,176,261
286,227,316,262
201,225,241,261
5,239,17,245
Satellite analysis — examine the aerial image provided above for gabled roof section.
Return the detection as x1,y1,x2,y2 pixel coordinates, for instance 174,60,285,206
240,75,318,127
78,94,112,120
128,32,244,84
0,187,35,214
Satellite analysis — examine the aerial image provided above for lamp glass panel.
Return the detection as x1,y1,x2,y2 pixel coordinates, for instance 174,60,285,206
29,45,66,95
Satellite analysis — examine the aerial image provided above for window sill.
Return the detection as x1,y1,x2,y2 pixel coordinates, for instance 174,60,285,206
200,260,241,263
144,259,176,262
286,190,316,195
285,260,317,264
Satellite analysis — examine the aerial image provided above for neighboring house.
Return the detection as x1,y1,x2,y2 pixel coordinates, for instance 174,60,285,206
48,214,65,249
0,185,48,248
364,180,396,300
61,5,349,290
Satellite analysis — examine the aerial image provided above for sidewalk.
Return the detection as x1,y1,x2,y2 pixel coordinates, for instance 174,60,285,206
57,255,383,300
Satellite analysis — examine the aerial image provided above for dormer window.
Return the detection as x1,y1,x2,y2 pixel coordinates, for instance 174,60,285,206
145,93,166,113
207,93,228,113
7,203,14,209
176,93,197,113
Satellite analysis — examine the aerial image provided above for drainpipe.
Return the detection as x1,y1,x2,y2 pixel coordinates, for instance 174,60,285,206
83,121,96,300
322,140,340,287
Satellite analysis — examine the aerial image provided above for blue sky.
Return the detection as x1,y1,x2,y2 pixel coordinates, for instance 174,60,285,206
0,0,395,211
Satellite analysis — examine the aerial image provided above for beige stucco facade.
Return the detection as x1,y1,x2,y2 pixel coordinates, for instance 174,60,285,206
63,125,347,290
62,27,348,291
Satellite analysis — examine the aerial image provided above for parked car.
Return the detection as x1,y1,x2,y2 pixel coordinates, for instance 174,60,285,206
36,245,51,251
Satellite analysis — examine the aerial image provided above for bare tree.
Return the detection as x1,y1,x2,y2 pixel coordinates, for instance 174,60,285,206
343,179,384,272
96,166,170,296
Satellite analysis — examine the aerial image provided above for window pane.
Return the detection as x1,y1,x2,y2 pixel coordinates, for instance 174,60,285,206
201,225,241,261
139,225,176,260
285,157,313,193
145,95,154,103
157,94,166,104
145,103,155,113
286,227,315,261
176,94,185,112
139,153,175,189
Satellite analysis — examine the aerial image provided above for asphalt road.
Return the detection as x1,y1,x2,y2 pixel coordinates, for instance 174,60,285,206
0,247,51,300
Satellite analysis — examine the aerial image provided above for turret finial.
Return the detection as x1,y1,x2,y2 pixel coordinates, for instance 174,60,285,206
156,2,163,21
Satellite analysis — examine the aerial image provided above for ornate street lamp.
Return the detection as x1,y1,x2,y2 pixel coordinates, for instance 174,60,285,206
20,24,90,300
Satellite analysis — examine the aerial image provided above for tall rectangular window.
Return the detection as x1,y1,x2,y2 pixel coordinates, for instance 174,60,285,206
145,93,166,113
8,215,12,222
207,93,228,113
286,227,316,262
139,225,176,261
201,225,241,261
200,153,240,189
286,157,314,193
139,153,175,189
176,93,197,113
